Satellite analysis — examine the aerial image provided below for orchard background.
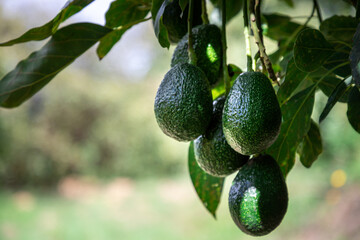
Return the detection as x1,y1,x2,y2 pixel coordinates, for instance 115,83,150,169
0,0,360,239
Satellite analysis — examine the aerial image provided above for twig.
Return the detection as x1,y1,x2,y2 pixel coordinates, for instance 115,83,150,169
188,0,197,65
313,0,323,23
249,0,278,85
243,0,253,72
221,0,230,95
201,0,209,24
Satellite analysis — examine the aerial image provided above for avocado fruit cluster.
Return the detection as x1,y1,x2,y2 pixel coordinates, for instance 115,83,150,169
194,95,249,177
153,2,287,236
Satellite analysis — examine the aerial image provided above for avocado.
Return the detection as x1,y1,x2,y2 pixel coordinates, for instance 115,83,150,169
194,95,249,177
162,0,202,43
222,72,282,155
154,63,213,141
228,154,288,236
171,24,223,86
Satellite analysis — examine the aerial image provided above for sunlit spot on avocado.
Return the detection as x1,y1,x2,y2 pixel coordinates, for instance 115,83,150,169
240,186,262,230
206,44,218,63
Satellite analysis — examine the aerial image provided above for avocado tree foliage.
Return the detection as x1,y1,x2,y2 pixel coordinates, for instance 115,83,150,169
0,0,360,225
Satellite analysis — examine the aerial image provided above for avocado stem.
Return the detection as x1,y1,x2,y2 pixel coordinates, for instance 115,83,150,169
221,0,231,95
249,0,279,85
201,0,209,24
188,0,198,65
243,0,253,72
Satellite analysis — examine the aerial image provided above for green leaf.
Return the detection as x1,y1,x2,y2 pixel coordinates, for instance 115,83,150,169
152,0,171,48
315,75,350,103
210,0,243,23
323,49,351,78
0,0,94,46
347,86,360,133
211,64,241,100
294,29,334,72
263,14,302,42
320,15,358,44
350,23,360,87
96,0,151,59
319,79,351,122
105,0,150,28
179,0,189,11
188,142,224,218
277,57,309,104
0,23,111,108
267,84,316,176
297,119,323,168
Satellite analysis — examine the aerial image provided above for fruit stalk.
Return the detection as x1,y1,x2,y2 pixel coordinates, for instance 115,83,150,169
243,0,253,72
188,0,198,65
221,0,231,95
201,0,209,24
249,0,278,85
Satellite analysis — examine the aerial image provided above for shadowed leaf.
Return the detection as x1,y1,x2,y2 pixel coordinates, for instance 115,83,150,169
294,29,334,72
267,85,316,176
0,23,111,108
350,23,360,87
320,15,358,44
347,86,360,133
319,79,351,122
0,0,94,46
297,120,323,168
188,142,224,218
277,57,308,104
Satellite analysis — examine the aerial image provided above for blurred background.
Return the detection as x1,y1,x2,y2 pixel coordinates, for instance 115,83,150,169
0,0,359,239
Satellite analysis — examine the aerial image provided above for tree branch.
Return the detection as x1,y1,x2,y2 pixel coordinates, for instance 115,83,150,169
249,0,278,85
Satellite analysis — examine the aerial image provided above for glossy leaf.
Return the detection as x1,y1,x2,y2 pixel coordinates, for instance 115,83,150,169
319,79,350,122
0,0,94,46
277,57,309,104
97,0,151,59
152,0,171,48
294,29,334,72
105,0,150,28
350,23,360,87
320,15,358,44
0,23,111,108
297,120,323,168
347,86,360,133
267,85,316,176
188,142,224,218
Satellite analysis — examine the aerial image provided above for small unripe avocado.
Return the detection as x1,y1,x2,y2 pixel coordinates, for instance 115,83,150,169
222,72,282,155
228,154,288,236
154,63,213,141
194,95,249,177
171,24,223,86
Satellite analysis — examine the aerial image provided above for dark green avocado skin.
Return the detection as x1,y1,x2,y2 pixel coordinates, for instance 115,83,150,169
154,63,213,142
228,154,288,236
162,0,202,43
222,71,282,155
171,24,223,86
194,95,249,177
